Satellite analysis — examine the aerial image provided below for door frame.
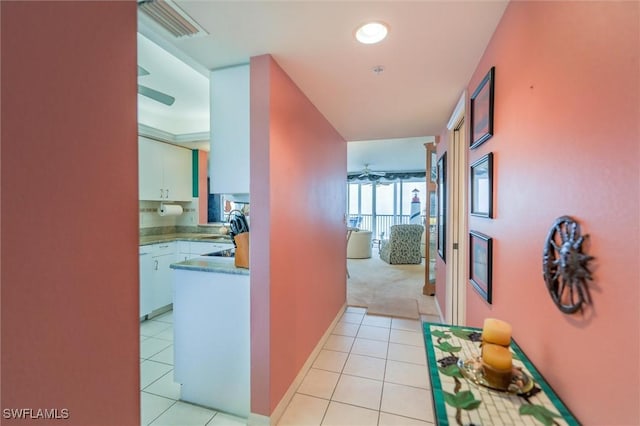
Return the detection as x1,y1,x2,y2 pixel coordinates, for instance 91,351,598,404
423,142,437,296
445,92,468,326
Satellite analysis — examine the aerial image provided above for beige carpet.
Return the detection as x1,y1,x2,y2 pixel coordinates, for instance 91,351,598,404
347,256,439,320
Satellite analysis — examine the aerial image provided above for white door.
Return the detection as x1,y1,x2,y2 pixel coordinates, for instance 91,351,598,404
445,94,468,326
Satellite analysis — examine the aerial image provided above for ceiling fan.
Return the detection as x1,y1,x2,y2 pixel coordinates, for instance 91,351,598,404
358,164,386,179
138,66,175,106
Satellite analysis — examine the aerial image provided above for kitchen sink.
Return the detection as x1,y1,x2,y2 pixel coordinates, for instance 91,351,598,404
203,248,235,257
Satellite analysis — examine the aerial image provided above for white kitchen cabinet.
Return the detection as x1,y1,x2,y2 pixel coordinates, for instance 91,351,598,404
139,246,154,318
140,240,233,318
151,242,175,310
176,241,191,262
209,65,250,195
140,242,176,317
189,241,231,255
176,240,232,262
139,137,193,201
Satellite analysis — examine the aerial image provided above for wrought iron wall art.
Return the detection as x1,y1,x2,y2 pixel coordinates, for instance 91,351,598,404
542,216,594,314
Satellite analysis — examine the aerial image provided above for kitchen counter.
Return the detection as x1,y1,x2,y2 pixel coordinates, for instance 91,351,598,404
139,233,233,246
170,256,249,275
172,254,250,416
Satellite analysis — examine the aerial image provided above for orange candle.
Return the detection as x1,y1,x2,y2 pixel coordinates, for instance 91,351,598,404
482,344,513,371
482,318,512,346
481,343,513,389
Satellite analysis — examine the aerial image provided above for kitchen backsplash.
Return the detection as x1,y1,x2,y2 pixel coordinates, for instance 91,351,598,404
139,200,199,230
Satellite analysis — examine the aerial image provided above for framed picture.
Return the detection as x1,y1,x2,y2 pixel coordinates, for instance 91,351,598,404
470,152,494,218
437,153,447,261
470,67,495,149
469,231,492,303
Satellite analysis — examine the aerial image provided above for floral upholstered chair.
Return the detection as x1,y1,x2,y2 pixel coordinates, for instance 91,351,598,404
379,224,424,264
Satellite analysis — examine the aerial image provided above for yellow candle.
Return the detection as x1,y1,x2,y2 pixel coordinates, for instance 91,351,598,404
482,318,512,346
482,343,513,371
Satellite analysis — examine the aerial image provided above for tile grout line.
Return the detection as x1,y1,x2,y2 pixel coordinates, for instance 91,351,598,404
317,312,362,426
145,397,178,426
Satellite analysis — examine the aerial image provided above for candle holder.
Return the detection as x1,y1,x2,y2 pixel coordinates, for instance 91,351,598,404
458,356,534,394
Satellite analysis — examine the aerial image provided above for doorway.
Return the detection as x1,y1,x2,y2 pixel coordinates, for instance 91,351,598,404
445,94,468,326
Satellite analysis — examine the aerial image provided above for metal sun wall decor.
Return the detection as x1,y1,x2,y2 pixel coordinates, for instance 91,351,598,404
542,216,595,314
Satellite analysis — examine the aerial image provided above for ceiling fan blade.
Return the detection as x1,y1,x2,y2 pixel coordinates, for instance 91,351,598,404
137,66,150,76
138,84,175,106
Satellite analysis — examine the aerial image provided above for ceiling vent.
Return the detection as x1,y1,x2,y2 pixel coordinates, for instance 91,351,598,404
138,0,208,39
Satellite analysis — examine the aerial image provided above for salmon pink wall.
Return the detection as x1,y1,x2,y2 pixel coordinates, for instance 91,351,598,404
1,2,139,425
250,54,347,416
460,2,639,424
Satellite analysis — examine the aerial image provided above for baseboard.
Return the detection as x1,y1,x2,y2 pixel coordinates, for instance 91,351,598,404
249,303,346,425
434,296,445,323
247,413,270,426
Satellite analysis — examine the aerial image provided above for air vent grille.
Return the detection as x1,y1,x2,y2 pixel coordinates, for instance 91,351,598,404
138,0,207,39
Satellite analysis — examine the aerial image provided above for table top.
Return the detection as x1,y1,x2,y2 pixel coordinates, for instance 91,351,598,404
423,322,579,426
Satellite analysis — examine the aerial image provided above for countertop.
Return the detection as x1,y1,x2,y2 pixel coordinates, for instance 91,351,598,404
142,233,247,275
170,256,250,276
139,233,233,246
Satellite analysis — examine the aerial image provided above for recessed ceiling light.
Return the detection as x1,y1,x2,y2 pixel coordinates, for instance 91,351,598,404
355,22,388,44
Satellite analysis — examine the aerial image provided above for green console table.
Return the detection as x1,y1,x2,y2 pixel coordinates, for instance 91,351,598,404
423,323,580,426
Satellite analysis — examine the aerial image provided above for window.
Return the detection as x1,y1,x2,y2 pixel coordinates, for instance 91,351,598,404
347,178,426,239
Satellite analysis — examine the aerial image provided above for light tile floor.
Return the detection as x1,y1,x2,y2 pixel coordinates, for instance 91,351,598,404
277,307,438,426
141,308,441,426
140,310,246,426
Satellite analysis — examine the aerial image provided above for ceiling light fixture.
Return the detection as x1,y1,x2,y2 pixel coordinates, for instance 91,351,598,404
355,22,388,44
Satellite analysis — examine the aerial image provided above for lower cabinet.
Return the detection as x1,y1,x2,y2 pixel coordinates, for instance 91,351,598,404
153,251,175,309
190,241,230,256
139,246,154,318
140,242,176,318
140,240,233,318
176,241,232,262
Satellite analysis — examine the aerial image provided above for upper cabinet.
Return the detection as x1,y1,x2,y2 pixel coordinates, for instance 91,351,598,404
209,64,250,195
139,137,192,201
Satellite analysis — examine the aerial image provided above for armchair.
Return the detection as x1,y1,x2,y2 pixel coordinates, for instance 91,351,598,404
379,224,424,265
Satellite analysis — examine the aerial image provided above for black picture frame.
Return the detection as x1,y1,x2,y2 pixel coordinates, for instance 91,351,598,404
469,231,492,304
470,152,494,218
437,153,447,261
470,67,495,149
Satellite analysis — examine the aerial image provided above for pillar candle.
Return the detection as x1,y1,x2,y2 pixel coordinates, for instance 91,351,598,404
482,318,512,346
481,344,513,371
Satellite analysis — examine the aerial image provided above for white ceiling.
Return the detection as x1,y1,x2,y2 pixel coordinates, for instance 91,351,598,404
137,0,508,162
347,137,433,174
137,33,210,136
